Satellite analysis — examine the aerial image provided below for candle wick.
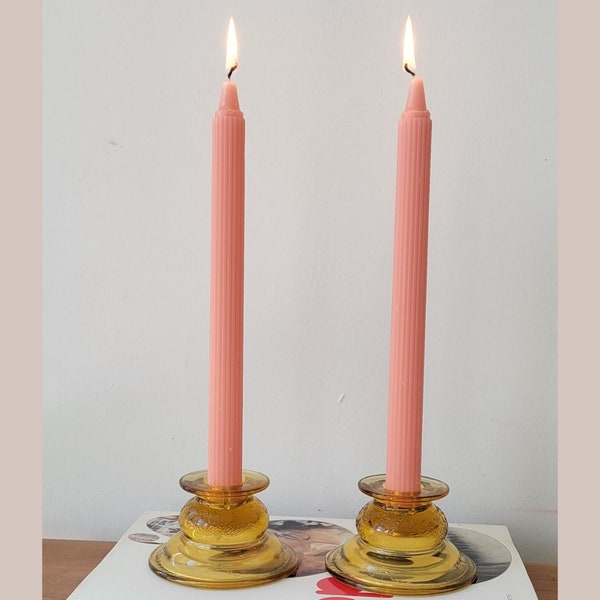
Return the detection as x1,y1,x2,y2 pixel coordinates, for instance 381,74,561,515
227,63,238,80
403,63,416,77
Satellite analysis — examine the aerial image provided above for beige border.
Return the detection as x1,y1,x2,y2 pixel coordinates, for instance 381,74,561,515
0,1,42,597
558,0,598,596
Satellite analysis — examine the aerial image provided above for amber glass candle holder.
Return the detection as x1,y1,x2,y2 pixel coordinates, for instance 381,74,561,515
325,475,476,596
148,469,299,589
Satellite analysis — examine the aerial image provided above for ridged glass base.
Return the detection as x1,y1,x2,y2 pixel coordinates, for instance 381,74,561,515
149,470,299,589
325,475,477,596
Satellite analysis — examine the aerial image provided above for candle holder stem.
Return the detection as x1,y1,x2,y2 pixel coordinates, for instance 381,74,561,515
325,475,476,596
149,470,299,589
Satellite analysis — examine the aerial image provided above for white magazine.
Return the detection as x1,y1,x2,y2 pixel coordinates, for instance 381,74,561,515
68,511,538,599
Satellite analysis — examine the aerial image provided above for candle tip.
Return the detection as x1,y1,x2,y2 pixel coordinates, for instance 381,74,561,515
404,76,427,111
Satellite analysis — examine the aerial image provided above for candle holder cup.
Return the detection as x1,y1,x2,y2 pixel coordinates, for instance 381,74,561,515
148,469,299,589
325,475,476,596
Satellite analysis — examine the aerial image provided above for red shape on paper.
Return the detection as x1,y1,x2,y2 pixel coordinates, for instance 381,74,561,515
315,576,393,598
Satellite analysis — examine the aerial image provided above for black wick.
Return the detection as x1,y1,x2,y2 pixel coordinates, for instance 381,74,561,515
403,63,415,77
227,63,238,80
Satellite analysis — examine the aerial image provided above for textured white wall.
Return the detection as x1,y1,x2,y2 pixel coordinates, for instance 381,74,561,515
43,0,557,563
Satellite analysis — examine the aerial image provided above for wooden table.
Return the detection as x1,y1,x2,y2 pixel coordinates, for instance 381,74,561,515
42,539,557,600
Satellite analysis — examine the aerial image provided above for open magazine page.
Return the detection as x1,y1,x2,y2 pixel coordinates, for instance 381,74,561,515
68,512,538,599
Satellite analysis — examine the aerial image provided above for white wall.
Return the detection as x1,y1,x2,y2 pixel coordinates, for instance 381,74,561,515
42,0,557,564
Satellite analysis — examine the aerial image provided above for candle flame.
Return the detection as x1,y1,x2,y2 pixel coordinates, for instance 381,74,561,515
403,16,416,75
226,17,238,78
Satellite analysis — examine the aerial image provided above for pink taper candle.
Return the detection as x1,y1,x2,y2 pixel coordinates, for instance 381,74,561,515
208,18,245,486
385,16,432,493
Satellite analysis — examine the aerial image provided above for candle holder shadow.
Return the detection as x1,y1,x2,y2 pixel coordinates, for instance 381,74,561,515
148,469,299,589
325,475,476,596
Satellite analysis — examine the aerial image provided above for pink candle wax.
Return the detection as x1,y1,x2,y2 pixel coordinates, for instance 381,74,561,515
385,18,432,493
207,19,245,487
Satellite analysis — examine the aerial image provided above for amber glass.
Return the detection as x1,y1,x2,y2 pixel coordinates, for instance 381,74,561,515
325,475,477,596
148,470,299,589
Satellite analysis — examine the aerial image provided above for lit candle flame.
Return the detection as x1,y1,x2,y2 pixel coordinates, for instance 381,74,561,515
403,16,416,76
226,17,238,78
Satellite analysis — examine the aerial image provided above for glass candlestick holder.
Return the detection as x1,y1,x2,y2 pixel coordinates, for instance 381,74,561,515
148,469,299,589
325,475,477,596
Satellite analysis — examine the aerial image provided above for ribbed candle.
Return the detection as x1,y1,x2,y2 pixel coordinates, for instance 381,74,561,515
207,81,245,486
385,76,432,493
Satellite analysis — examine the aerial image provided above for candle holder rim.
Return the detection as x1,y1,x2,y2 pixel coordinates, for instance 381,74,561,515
179,469,270,498
358,474,449,504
